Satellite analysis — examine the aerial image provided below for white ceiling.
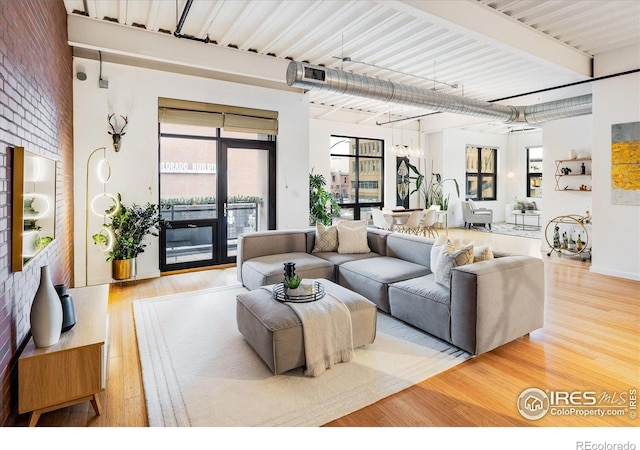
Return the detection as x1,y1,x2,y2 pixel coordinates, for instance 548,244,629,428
63,0,640,129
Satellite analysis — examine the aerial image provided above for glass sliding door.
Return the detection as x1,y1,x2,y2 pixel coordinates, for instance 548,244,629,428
220,139,276,264
159,128,219,271
159,128,276,271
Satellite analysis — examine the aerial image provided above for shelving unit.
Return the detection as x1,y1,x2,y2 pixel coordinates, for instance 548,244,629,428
555,158,592,191
19,284,109,426
545,214,592,261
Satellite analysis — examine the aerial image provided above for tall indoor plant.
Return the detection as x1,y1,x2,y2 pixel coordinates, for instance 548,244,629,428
408,160,460,210
93,193,168,280
309,170,340,226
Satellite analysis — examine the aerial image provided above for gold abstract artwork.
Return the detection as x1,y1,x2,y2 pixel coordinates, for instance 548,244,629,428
611,121,640,205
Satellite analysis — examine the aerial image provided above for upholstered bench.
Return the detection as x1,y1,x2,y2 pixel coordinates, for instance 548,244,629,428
236,279,377,374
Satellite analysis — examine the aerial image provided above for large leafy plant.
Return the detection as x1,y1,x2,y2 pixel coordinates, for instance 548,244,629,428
309,171,340,226
407,161,460,210
93,193,168,261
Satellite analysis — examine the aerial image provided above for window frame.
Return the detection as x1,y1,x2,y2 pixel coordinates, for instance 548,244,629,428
526,146,543,198
465,145,498,201
330,135,385,221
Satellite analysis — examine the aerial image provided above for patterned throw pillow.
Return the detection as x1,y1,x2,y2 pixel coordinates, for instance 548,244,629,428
312,222,338,252
337,220,371,254
434,243,474,288
473,245,494,262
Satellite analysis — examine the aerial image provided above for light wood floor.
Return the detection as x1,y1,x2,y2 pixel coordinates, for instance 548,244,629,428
17,228,639,427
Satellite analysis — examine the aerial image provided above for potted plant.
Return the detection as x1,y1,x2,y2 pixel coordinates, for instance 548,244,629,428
407,160,460,210
309,170,340,226
283,274,302,297
93,193,168,280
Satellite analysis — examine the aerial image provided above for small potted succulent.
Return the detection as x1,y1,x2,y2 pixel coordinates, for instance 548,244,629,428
284,274,302,297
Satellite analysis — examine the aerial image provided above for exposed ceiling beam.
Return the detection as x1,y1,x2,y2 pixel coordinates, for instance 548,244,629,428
386,0,593,78
67,14,292,87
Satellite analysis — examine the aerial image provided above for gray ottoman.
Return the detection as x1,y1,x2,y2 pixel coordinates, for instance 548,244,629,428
236,279,377,374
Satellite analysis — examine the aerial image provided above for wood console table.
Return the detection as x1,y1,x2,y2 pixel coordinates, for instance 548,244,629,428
19,284,109,426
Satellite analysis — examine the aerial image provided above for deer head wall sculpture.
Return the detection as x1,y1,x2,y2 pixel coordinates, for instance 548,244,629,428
108,114,128,152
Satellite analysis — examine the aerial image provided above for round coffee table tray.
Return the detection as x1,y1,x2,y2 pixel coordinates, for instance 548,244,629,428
272,281,325,303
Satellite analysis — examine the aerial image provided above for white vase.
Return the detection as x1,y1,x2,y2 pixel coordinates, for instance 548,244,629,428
30,265,63,347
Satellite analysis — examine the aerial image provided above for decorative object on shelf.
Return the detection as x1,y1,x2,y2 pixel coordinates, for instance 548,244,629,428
92,193,168,280
54,284,77,332
555,158,592,191
30,265,63,347
107,114,128,152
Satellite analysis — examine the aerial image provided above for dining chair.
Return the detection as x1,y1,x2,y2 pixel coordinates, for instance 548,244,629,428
398,210,422,234
419,209,438,238
371,208,393,231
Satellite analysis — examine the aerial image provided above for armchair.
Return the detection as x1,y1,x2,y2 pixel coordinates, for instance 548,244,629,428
461,201,493,230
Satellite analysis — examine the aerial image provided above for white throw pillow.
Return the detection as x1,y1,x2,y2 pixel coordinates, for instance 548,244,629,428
434,243,474,288
312,222,338,253
468,199,477,210
430,235,449,270
337,221,371,254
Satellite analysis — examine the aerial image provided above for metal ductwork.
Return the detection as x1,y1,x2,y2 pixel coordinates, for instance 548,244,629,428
286,61,592,125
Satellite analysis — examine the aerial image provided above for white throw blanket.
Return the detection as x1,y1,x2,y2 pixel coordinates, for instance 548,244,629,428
266,285,354,377
289,292,354,377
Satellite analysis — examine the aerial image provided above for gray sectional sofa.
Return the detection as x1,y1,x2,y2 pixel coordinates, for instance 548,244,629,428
236,227,545,356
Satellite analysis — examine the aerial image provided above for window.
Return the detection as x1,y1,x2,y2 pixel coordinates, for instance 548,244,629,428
527,146,543,198
330,135,384,222
466,145,497,201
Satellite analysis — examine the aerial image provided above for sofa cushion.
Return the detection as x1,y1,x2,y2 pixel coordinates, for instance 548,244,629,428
388,274,451,342
312,222,338,253
337,221,370,254
241,252,335,290
386,233,433,268
338,256,430,313
313,251,381,266
434,243,474,288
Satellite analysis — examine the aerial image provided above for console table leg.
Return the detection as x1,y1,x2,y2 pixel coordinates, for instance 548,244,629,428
28,411,41,427
91,393,103,416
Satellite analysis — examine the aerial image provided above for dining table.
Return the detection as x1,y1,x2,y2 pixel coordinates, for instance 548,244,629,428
382,209,419,230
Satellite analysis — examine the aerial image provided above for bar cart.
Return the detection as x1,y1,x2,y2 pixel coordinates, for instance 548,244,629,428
545,213,592,261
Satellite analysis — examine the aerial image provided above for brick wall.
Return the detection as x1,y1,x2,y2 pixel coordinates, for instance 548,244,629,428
0,0,73,426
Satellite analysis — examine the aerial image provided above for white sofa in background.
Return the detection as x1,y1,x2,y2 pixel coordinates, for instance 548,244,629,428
505,198,543,226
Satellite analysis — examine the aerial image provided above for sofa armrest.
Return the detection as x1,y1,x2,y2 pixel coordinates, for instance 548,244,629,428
450,255,544,355
236,230,308,283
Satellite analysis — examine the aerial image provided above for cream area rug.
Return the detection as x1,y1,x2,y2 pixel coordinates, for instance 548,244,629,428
133,284,470,427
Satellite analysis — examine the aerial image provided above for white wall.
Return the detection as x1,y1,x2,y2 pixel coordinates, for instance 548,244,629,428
424,129,508,227
505,130,543,204
541,115,594,224
73,58,309,286
590,44,640,280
